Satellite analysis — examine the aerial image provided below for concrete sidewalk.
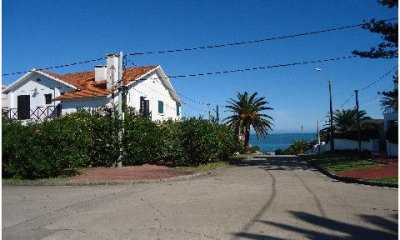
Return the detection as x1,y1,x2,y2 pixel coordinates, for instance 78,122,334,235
3,156,397,239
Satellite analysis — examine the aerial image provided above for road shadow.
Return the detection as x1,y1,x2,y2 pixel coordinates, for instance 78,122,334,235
232,211,398,240
229,155,313,171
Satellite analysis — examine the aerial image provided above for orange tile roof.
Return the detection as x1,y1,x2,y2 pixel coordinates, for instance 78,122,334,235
48,66,157,100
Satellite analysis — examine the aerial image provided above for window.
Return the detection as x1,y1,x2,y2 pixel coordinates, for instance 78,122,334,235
45,94,52,104
158,101,164,114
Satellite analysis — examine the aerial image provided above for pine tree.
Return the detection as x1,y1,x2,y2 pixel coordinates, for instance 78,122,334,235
352,0,398,59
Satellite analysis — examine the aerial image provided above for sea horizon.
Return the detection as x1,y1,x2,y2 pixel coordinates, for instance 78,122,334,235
249,132,316,152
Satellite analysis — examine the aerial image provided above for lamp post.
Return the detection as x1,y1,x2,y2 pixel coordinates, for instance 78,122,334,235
315,68,335,153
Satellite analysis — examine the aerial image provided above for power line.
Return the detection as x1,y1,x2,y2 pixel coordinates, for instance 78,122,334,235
2,57,106,76
4,18,396,77
338,65,397,109
339,93,355,109
358,65,397,92
167,55,358,79
125,55,209,106
126,18,397,57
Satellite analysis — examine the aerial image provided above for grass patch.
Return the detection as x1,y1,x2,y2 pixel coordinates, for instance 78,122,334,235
175,161,227,173
306,153,382,173
368,176,398,185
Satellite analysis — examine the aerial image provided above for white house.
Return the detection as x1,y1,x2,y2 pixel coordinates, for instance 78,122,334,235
2,85,8,110
3,54,181,121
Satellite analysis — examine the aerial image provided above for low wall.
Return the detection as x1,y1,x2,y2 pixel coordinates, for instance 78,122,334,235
307,139,372,154
386,141,398,156
334,139,372,152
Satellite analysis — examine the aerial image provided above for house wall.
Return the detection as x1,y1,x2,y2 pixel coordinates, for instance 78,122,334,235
61,97,110,114
125,72,181,121
2,85,8,109
8,73,74,111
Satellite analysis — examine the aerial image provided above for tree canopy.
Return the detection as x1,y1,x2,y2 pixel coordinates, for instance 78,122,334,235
224,91,274,149
352,0,398,59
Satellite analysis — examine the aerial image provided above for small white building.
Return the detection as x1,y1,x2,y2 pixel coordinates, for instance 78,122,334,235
3,54,181,121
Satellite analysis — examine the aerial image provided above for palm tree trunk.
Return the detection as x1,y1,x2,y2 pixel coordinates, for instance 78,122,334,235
244,124,250,149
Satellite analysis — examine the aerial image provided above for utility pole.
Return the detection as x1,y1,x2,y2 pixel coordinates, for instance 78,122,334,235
111,65,115,118
116,51,124,167
317,120,321,154
355,90,361,154
207,103,211,122
216,105,220,123
329,80,335,153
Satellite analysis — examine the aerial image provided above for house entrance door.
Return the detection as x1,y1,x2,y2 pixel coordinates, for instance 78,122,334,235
17,95,30,120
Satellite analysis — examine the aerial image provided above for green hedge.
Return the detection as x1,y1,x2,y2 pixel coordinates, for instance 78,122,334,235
2,112,239,179
335,129,380,141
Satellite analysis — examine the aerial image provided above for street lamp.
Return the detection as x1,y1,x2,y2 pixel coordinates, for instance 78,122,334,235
315,68,335,153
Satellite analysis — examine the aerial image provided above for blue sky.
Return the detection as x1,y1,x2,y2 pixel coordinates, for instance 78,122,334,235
3,0,398,133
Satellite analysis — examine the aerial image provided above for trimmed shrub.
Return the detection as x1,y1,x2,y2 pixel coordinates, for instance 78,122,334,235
2,112,240,179
174,118,238,165
335,129,380,141
2,114,92,179
123,112,164,165
159,120,186,164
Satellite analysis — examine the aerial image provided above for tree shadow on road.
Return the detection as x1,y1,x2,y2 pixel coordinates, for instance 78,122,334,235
229,156,313,171
232,211,398,240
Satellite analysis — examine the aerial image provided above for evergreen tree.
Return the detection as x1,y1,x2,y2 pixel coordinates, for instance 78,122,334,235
352,0,398,59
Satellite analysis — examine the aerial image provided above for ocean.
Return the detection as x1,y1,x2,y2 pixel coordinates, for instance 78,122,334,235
249,133,316,152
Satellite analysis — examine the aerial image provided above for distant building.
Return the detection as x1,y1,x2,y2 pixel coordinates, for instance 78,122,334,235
3,54,181,121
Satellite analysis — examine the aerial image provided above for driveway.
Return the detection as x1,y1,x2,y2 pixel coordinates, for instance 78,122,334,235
3,156,398,239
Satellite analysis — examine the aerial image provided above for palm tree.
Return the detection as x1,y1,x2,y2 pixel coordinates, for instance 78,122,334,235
379,89,398,113
333,109,370,134
224,91,274,149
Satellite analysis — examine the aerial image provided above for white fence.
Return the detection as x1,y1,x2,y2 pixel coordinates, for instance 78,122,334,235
386,141,398,156
308,139,375,154
307,138,398,156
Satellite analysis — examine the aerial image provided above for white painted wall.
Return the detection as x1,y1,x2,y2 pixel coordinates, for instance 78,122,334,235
334,138,373,151
7,72,74,115
62,97,110,114
6,68,181,122
308,139,374,153
386,141,398,156
125,72,181,121
2,85,8,109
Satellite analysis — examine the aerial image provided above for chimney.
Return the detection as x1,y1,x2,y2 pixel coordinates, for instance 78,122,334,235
106,53,119,90
95,65,107,82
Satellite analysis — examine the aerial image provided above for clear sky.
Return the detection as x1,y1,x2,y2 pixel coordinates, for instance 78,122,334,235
3,0,398,133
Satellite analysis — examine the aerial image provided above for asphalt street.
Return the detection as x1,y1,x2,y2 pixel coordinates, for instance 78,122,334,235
3,156,398,239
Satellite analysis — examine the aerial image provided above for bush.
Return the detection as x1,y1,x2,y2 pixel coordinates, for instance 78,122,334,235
2,113,240,179
274,148,285,155
123,112,164,165
2,114,92,179
160,118,239,165
248,145,261,153
285,139,309,155
335,129,380,141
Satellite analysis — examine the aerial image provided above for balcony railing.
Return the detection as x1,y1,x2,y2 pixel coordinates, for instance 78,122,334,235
2,106,61,120
139,109,152,118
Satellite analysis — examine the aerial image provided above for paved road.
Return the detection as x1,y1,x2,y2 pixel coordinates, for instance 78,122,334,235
3,156,398,239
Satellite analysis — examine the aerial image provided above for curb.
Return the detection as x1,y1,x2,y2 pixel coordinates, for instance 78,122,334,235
303,158,398,188
2,165,228,187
